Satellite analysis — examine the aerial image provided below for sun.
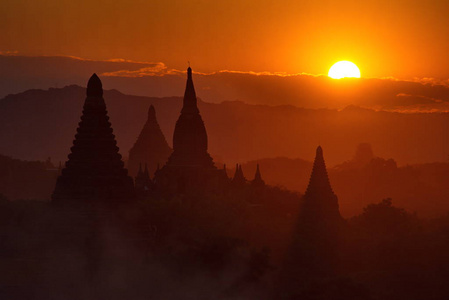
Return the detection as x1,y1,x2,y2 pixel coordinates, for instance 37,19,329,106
328,61,361,79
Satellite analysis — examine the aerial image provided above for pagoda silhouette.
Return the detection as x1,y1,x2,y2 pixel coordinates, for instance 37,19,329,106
301,145,342,223
128,105,172,178
232,164,246,186
251,163,265,187
279,146,343,295
153,67,227,194
52,74,135,203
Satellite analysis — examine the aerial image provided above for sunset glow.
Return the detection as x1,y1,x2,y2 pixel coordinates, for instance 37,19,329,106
328,61,361,79
5,2,449,298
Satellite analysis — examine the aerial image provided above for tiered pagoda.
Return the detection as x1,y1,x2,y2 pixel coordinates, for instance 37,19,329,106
52,74,135,203
153,67,227,194
128,105,172,177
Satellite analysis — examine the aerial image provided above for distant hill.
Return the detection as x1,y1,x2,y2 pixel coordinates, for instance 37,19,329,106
0,85,181,165
1,85,449,168
3,54,449,111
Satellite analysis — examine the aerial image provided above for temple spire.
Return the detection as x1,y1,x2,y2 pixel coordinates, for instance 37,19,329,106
181,67,199,114
252,163,265,186
302,146,341,221
153,66,223,194
280,146,342,287
305,146,333,196
167,66,213,168
233,163,239,180
232,164,246,185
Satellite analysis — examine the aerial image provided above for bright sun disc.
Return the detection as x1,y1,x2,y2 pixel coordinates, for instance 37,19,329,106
328,61,361,79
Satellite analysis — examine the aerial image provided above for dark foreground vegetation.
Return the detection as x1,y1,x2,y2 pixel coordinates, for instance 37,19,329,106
1,189,449,300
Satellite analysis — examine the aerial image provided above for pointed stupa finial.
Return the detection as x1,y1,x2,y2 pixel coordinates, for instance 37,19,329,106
305,145,333,196
233,164,240,180
255,164,261,178
187,66,192,79
87,73,103,97
181,66,199,114
252,163,265,186
233,163,246,185
316,145,323,157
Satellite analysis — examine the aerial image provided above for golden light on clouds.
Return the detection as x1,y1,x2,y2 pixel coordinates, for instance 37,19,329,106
1,1,449,79
328,61,361,79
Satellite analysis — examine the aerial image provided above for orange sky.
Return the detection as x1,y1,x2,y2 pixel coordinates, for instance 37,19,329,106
1,0,449,79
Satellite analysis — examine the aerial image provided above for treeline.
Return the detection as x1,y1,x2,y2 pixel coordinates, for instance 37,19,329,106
1,188,449,299
0,154,57,201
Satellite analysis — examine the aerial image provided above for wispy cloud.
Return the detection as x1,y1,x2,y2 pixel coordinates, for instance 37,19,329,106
380,75,449,87
411,77,449,87
215,70,321,77
0,52,163,67
101,63,171,77
100,66,322,78
0,50,18,56
2,53,449,113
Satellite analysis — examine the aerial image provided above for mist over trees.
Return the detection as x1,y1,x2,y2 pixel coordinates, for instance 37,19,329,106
3,182,449,299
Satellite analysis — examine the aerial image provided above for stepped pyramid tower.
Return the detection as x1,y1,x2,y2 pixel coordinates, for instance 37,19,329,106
52,74,134,203
153,67,227,194
251,164,265,187
128,105,172,177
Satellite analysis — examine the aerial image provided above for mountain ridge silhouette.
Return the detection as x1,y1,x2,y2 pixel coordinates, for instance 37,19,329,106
1,85,449,167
